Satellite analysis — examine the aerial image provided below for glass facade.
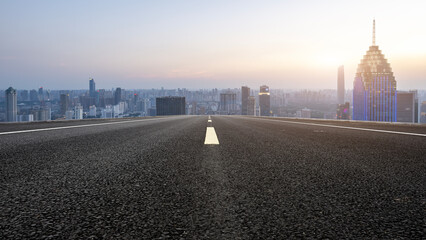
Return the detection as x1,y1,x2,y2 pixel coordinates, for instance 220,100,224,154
353,46,397,122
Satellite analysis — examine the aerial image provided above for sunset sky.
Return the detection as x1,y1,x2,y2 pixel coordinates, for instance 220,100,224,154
1,0,425,90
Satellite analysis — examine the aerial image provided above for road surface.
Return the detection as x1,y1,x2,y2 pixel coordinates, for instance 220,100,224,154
1,116,425,239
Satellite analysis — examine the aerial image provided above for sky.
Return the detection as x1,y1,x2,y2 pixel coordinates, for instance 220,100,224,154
1,0,425,90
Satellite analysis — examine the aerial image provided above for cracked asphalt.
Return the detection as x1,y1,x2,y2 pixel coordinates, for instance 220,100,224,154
1,116,425,239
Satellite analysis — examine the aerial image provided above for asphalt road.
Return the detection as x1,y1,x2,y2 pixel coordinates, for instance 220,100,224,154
1,116,425,239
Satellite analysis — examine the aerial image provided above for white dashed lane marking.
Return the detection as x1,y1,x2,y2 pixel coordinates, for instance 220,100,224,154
204,116,219,145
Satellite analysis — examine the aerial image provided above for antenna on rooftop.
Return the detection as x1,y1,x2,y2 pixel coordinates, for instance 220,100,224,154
372,19,376,46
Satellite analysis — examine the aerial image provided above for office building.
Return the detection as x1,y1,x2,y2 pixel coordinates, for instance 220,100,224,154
75,106,83,120
259,85,271,116
220,92,237,114
420,101,426,123
17,114,34,122
396,91,418,123
29,89,38,102
337,102,350,120
38,87,44,102
247,96,256,116
20,90,29,101
156,97,185,116
33,107,51,121
297,108,311,118
353,20,397,122
241,86,250,115
65,110,74,120
88,105,97,117
89,78,96,97
337,65,345,104
60,94,69,115
5,87,17,122
114,87,122,105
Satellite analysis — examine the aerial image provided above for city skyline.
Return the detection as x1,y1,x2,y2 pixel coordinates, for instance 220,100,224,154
1,1,426,90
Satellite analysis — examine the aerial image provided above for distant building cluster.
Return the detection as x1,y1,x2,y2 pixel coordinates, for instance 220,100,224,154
0,23,424,123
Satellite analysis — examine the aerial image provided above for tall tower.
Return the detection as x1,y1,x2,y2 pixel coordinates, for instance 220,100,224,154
337,65,345,104
241,86,250,115
353,20,397,122
114,87,122,105
89,78,96,97
5,87,17,122
259,85,271,116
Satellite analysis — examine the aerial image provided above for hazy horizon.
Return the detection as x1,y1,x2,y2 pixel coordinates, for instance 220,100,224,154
1,0,425,90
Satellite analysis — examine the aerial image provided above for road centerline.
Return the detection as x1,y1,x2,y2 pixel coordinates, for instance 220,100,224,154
204,127,219,145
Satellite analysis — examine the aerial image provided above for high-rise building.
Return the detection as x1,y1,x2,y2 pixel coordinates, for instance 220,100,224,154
60,94,69,115
337,65,345,104
75,105,83,120
241,86,250,115
156,97,185,115
5,87,17,122
29,89,38,102
38,87,44,102
396,91,418,123
89,78,96,97
20,90,29,101
420,101,426,123
259,85,271,116
247,96,256,116
88,105,97,117
353,20,397,122
114,87,122,105
220,92,237,114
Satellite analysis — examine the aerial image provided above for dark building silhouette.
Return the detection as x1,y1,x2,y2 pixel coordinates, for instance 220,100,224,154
259,85,270,116
353,20,397,122
60,93,70,115
89,78,96,97
114,87,122,105
38,87,44,102
20,90,29,101
29,89,38,102
6,87,17,122
156,96,185,115
241,86,250,115
337,65,345,104
337,102,350,120
397,91,418,123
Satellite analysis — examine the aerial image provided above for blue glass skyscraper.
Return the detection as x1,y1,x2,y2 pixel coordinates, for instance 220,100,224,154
353,20,397,122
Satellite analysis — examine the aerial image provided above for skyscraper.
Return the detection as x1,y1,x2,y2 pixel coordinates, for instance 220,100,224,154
241,86,250,115
114,87,122,105
247,96,256,116
60,93,69,115
89,78,96,97
337,65,345,104
38,87,44,102
259,85,270,116
220,92,237,114
353,20,397,122
156,97,185,115
396,91,418,123
29,89,38,102
5,87,17,122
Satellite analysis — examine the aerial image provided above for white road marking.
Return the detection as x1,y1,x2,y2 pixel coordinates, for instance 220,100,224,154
208,119,212,123
204,127,219,145
208,115,211,120
0,117,178,136
253,117,426,137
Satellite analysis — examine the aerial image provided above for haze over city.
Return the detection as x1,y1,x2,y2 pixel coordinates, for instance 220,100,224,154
1,0,425,90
